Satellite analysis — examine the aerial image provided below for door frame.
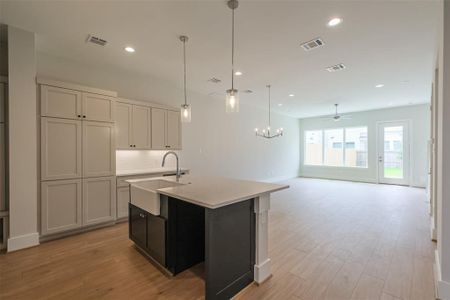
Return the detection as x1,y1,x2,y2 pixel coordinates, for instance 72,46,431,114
376,120,412,186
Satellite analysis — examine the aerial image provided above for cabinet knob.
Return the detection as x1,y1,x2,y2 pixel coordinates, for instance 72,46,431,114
77,115,81,118
83,115,86,118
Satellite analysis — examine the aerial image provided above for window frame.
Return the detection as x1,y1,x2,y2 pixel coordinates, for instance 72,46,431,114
303,126,368,169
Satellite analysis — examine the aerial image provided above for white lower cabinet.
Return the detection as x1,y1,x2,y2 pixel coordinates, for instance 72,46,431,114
83,176,116,226
117,186,130,219
41,176,116,236
41,179,82,235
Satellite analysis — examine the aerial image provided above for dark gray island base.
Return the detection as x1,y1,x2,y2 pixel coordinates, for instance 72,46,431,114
129,195,256,300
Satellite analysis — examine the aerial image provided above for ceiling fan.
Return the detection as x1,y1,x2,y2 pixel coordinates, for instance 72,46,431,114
321,104,352,121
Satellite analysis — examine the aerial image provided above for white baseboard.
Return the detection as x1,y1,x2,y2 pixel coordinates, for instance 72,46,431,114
7,232,39,252
262,174,299,183
435,250,450,299
254,258,271,284
431,217,437,241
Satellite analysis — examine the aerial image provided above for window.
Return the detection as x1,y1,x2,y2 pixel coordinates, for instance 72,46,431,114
344,127,368,167
304,130,323,165
304,127,368,168
324,129,344,166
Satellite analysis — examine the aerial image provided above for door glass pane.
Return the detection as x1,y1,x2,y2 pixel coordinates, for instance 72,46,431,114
324,129,344,166
384,126,403,178
304,130,323,165
345,127,368,167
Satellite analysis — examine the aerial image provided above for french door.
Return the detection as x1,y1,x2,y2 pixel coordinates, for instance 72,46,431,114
377,121,410,185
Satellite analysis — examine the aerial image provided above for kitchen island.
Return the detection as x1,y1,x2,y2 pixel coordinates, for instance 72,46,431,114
127,175,289,300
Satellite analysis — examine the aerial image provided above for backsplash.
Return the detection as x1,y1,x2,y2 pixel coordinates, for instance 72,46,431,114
116,150,178,172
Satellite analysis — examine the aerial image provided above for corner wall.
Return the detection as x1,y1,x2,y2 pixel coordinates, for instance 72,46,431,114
7,27,38,251
299,104,430,187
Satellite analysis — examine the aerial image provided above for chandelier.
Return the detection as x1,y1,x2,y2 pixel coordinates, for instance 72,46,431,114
255,85,283,139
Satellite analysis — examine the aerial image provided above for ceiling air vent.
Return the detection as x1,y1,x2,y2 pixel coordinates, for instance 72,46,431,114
86,35,108,46
208,77,221,84
300,38,324,51
243,89,253,93
326,63,346,72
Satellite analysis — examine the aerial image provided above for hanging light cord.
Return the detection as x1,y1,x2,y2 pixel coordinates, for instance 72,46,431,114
231,1,235,90
183,38,187,106
267,85,271,130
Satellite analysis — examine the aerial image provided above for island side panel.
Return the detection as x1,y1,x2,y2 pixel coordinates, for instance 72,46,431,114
254,193,271,283
205,199,255,300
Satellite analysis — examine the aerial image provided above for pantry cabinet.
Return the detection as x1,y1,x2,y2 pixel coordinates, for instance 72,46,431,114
41,179,82,235
41,118,82,181
82,121,115,178
38,79,117,238
83,176,116,226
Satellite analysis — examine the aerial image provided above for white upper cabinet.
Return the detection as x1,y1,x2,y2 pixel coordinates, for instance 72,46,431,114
167,110,181,149
41,117,82,181
82,92,115,122
83,121,115,178
41,85,82,120
151,108,166,150
0,83,5,123
115,102,132,149
132,105,151,149
83,176,116,226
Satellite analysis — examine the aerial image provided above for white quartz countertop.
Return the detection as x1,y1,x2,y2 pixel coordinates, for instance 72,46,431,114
116,168,189,177
127,175,289,209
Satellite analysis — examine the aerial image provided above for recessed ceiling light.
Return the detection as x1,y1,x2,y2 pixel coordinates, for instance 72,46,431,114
278,103,283,107
289,94,294,97
125,46,135,53
235,71,243,76
375,84,384,88
328,18,343,27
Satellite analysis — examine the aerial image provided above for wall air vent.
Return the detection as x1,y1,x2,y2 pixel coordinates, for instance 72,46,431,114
208,77,221,83
86,35,108,46
300,38,324,51
326,63,346,72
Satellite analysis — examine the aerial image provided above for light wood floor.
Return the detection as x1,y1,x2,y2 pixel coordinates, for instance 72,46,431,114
0,178,436,300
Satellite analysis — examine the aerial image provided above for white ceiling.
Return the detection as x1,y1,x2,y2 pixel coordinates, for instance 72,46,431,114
0,0,440,118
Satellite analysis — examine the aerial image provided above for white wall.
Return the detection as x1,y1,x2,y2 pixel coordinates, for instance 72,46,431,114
299,104,430,187
7,27,38,251
37,52,300,182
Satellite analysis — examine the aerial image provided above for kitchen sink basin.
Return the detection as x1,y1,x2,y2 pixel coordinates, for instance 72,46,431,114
130,179,184,216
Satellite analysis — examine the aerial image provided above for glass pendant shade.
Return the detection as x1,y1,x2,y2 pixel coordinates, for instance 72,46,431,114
181,104,191,123
226,89,239,113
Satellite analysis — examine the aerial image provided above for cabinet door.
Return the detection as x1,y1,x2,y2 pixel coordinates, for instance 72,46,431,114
41,117,82,180
115,102,132,149
0,124,4,211
41,179,82,235
83,121,115,177
147,215,166,266
0,83,5,123
151,108,166,150
129,204,147,249
132,105,151,149
41,85,82,120
166,110,181,149
82,92,115,122
117,186,130,219
83,176,116,226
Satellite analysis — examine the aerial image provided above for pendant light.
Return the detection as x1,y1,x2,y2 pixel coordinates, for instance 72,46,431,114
180,35,191,123
225,0,239,113
255,85,283,138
